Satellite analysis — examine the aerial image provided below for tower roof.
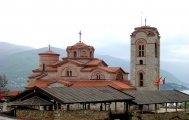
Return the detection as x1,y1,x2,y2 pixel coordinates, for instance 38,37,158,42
131,25,160,37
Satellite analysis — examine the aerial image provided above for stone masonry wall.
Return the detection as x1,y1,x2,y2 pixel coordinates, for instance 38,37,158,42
131,111,188,120
16,109,109,120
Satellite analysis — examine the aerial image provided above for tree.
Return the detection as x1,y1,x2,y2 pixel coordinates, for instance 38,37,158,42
0,75,8,93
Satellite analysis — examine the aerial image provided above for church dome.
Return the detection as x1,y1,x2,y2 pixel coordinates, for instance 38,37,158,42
38,50,60,71
38,51,60,56
66,41,95,58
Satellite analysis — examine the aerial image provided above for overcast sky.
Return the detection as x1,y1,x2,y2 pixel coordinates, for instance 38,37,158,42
0,0,189,62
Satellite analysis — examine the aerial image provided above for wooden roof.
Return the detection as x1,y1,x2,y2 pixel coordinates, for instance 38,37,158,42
12,86,134,104
11,96,53,106
124,90,189,105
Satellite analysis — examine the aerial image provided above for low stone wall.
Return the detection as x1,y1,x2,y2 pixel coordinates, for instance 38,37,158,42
16,110,53,120
131,111,189,120
16,109,109,120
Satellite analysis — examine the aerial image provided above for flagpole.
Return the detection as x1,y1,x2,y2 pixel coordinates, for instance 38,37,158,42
141,12,143,26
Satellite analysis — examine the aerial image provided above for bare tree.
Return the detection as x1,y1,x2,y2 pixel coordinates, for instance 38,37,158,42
0,75,8,93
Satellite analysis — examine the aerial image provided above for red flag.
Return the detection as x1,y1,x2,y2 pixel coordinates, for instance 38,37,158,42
0,94,3,100
156,77,162,85
162,77,166,84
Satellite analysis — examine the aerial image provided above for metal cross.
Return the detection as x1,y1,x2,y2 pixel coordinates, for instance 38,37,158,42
79,31,82,42
48,44,51,51
145,18,147,26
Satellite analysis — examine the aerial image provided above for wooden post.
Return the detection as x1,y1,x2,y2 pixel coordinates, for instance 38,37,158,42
155,104,157,113
126,102,128,113
100,103,102,111
115,102,117,112
166,103,167,113
185,102,187,113
124,102,126,112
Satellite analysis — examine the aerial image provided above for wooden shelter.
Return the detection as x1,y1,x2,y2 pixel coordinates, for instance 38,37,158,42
124,90,189,113
11,86,134,112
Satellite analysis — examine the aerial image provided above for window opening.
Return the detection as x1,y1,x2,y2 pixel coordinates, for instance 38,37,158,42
139,73,143,86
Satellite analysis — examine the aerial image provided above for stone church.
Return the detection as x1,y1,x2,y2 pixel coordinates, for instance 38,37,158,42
26,25,160,91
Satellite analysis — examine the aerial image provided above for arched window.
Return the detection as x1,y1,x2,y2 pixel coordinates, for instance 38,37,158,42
74,51,77,58
139,72,144,87
136,39,146,57
116,72,123,80
139,45,144,57
96,73,101,80
82,51,86,57
139,60,143,64
66,69,72,77
91,71,104,80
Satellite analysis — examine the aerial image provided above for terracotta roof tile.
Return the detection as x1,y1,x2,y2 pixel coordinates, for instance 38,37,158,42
46,67,57,72
25,80,52,89
52,60,63,65
50,80,73,86
68,59,84,65
38,50,60,56
108,67,120,72
28,73,47,79
25,79,134,90
97,66,114,72
81,67,94,71
69,80,135,91
87,59,102,66
3,90,21,97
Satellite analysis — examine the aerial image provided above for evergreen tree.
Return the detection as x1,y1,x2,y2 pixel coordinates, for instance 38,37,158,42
0,75,8,93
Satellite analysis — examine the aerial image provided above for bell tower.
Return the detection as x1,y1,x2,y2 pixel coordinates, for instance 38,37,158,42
130,26,160,90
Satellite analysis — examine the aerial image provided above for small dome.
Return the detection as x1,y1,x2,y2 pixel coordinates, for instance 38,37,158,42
67,42,94,51
66,42,95,58
72,42,91,48
38,51,60,56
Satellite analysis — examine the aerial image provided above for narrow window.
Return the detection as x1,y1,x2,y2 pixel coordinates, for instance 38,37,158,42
66,70,72,76
139,60,143,64
66,71,69,76
96,74,101,80
139,73,143,86
90,52,92,58
155,43,158,57
139,45,145,57
42,64,45,71
74,51,77,58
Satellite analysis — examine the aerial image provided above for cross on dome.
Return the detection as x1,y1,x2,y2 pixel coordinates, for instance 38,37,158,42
79,31,82,42
48,44,51,51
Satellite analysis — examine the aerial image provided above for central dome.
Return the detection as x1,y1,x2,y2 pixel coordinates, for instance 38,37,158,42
66,42,95,58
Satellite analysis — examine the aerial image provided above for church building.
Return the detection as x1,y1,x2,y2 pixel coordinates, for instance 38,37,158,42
26,25,160,91
26,34,134,90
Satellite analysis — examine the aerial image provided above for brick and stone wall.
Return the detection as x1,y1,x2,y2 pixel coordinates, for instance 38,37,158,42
131,111,188,120
16,109,109,120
